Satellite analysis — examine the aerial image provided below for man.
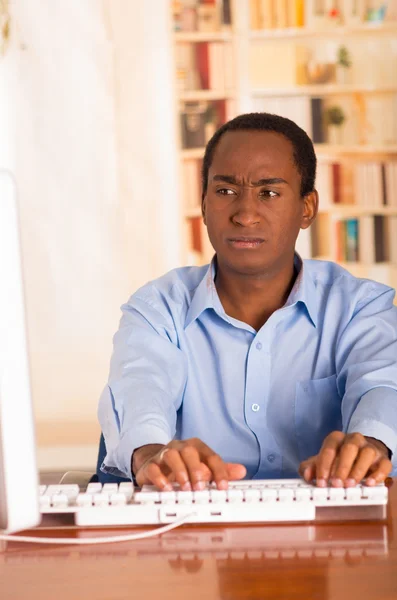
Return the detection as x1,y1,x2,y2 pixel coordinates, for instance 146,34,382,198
98,112,397,491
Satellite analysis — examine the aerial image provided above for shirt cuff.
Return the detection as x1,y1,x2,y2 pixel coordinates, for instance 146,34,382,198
347,386,397,461
113,425,172,481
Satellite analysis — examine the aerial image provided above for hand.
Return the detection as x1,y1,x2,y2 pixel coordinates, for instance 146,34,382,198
132,438,247,491
298,431,392,487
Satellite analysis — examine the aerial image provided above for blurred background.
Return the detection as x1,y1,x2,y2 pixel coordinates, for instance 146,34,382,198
1,0,396,474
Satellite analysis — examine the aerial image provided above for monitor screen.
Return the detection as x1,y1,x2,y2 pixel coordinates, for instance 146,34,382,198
0,170,40,533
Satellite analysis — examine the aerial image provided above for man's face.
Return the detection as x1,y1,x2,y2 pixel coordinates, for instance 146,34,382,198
202,130,317,277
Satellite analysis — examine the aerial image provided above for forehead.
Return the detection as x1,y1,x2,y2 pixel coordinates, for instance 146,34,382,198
210,129,297,178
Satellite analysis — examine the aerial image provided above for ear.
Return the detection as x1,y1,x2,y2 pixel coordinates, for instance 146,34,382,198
202,193,207,225
300,190,318,230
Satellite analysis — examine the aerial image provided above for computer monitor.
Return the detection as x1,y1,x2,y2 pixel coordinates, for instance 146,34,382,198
0,169,40,533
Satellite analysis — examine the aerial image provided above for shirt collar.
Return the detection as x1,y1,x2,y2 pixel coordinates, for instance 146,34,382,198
184,253,319,330
285,254,318,328
184,258,222,329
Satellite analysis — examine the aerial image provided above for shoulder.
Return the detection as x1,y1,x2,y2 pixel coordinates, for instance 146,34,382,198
304,258,396,315
124,264,209,321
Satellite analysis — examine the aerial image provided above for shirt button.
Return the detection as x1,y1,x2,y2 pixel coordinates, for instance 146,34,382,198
251,403,260,412
267,454,276,463
256,342,262,350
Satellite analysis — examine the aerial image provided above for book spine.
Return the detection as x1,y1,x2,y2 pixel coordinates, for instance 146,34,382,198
345,218,359,262
311,98,324,144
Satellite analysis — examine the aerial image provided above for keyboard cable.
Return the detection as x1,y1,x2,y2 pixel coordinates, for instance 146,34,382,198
0,512,196,546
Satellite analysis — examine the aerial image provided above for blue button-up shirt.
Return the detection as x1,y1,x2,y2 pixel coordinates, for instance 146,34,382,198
98,256,397,480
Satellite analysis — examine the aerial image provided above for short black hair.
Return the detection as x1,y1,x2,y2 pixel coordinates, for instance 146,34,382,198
201,112,317,198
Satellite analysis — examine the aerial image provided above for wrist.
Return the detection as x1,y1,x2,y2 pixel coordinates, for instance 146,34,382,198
365,436,391,459
131,443,165,476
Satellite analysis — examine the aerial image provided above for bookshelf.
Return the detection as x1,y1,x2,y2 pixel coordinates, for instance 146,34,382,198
171,1,397,293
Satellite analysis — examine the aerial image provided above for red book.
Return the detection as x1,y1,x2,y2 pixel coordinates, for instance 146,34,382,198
195,43,209,90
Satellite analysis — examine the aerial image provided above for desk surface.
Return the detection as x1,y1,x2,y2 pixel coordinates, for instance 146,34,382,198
1,482,397,600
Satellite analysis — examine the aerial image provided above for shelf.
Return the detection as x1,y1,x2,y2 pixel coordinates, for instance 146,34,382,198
251,84,397,97
314,256,396,268
174,31,233,42
250,22,397,40
179,90,236,101
315,144,397,155
318,205,397,216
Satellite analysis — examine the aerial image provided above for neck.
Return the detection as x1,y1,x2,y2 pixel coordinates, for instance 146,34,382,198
215,257,297,331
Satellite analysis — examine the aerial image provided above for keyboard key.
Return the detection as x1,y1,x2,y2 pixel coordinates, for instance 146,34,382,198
134,491,160,504
159,491,177,504
346,487,362,501
39,485,47,496
329,487,346,501
210,490,227,503
193,490,210,503
278,488,294,502
110,493,127,506
102,483,119,494
58,484,80,502
119,482,134,501
86,482,102,494
93,493,110,507
39,495,50,509
227,489,243,503
312,488,328,503
260,488,278,502
176,491,193,504
76,493,93,507
295,488,311,502
244,488,261,502
51,493,69,508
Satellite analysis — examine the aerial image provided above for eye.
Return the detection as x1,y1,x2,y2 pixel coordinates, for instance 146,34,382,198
259,189,279,198
216,187,236,196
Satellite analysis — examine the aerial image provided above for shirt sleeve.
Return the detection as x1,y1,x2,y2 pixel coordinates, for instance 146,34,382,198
335,285,397,471
97,294,188,480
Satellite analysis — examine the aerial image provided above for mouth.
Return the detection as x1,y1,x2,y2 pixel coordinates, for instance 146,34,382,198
227,237,265,249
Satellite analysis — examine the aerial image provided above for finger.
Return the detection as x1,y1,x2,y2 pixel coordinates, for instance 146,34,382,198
316,431,345,486
226,463,247,481
161,449,191,490
331,441,361,486
203,452,230,490
180,445,209,490
363,457,393,486
348,445,378,485
298,457,316,482
137,461,173,490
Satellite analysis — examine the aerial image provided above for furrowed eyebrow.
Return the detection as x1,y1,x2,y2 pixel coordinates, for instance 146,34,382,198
212,175,288,186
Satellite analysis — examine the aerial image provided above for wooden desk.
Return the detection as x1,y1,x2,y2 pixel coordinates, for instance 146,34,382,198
1,482,396,600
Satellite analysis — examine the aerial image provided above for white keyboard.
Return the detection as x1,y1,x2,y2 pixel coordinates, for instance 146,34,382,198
38,479,388,527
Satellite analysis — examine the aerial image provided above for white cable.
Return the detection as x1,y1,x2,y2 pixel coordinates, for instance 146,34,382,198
0,513,196,545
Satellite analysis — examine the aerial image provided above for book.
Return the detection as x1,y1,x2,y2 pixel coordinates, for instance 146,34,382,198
273,0,289,28
345,218,359,262
250,0,262,29
259,0,275,28
331,163,341,204
374,215,388,263
180,102,207,148
359,216,375,264
311,98,324,144
388,217,397,264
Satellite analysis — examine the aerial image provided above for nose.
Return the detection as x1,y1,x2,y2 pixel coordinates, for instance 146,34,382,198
231,188,261,227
